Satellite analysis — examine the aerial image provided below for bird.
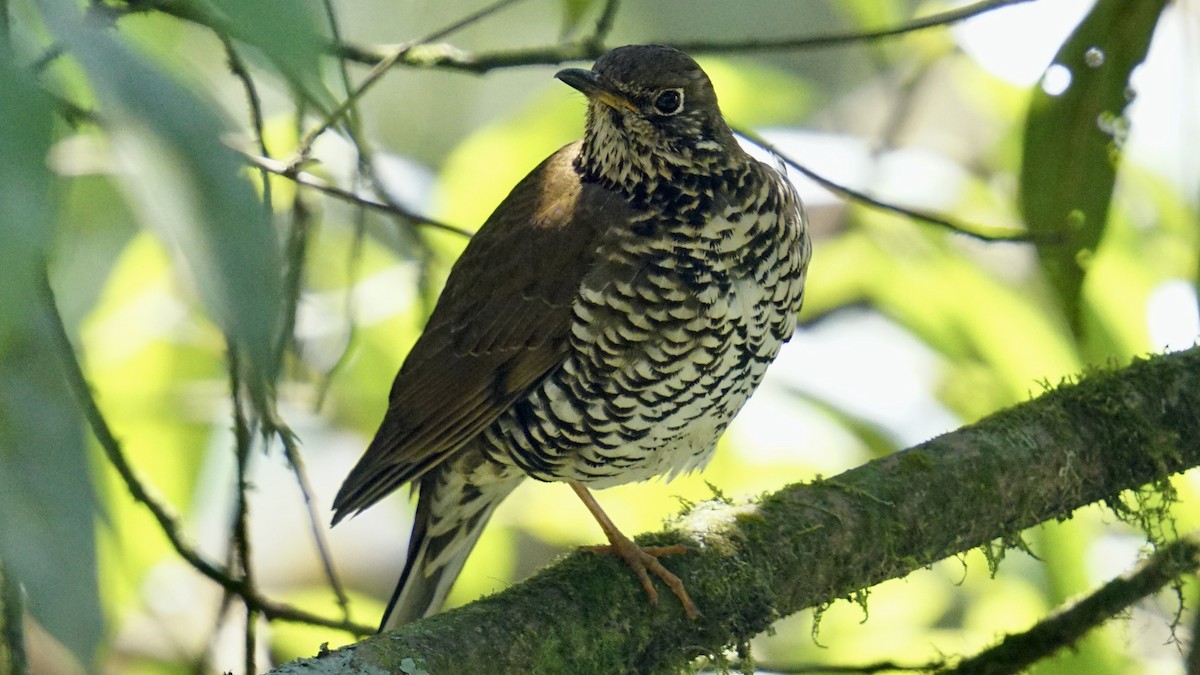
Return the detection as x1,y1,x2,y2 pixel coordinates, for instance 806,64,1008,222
331,43,811,632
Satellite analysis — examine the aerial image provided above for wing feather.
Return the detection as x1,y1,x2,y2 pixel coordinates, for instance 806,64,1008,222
332,141,629,521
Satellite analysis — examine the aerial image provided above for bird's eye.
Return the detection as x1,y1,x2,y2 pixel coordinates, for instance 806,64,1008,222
653,89,683,115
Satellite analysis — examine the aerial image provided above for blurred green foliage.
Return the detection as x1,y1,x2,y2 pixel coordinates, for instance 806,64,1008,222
0,0,1195,673
0,39,100,667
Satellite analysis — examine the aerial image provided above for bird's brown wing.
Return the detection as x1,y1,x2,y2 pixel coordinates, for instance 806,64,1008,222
332,141,629,522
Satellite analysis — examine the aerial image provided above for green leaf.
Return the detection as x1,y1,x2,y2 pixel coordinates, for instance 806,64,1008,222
1019,0,1168,334
0,312,97,667
0,59,101,665
0,60,54,351
42,0,284,390
199,0,333,110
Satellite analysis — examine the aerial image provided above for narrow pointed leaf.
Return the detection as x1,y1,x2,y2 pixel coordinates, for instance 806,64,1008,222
1019,0,1168,334
0,61,101,663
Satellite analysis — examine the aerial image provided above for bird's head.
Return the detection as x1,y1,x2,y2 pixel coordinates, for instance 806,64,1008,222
556,45,742,193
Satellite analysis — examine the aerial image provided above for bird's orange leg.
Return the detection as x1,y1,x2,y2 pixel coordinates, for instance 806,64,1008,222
569,481,699,619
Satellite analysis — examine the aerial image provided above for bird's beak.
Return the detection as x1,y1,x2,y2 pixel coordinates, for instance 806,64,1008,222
555,68,637,113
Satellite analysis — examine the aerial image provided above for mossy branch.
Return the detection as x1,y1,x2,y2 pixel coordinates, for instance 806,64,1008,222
268,346,1200,674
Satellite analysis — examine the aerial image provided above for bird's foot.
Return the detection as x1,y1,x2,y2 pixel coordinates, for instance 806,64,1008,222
569,481,700,619
584,535,699,619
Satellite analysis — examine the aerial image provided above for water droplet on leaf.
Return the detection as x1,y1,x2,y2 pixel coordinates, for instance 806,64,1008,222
1041,64,1072,96
1084,47,1105,68
1095,111,1130,149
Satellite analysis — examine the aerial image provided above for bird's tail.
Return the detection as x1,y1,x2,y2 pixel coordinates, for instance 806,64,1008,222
380,454,524,631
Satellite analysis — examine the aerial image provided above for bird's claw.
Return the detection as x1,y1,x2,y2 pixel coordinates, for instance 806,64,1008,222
586,540,699,619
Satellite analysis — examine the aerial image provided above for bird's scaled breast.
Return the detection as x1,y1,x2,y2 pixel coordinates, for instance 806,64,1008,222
482,176,809,487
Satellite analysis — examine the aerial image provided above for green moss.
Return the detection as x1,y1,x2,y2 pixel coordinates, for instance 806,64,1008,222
898,449,936,470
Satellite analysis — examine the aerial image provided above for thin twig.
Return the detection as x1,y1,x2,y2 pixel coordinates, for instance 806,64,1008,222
221,37,273,211
42,277,375,636
735,128,1030,243
275,184,311,378
1188,589,1200,675
270,104,312,387
320,0,358,128
227,346,259,675
314,0,360,178
270,127,355,618
244,603,258,675
270,421,354,619
291,0,369,168
313,182,368,411
221,37,333,661
28,43,65,73
672,0,1039,54
340,116,439,264
237,150,473,238
331,40,598,73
